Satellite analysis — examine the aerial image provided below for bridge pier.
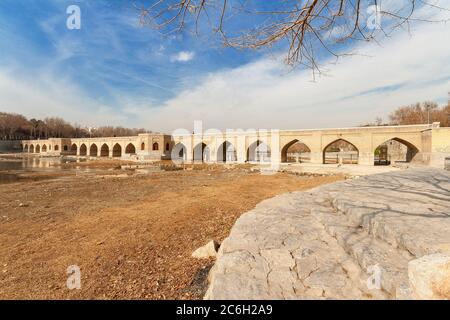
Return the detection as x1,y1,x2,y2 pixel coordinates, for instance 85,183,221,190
358,153,375,166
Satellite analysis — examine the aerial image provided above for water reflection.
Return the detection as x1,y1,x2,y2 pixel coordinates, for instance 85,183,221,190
0,156,90,183
0,156,84,171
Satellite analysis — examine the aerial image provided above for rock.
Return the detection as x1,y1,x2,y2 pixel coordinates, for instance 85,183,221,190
408,253,450,300
192,240,219,259
205,168,450,300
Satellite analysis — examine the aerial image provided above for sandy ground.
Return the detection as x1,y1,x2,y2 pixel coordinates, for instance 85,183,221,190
0,161,343,300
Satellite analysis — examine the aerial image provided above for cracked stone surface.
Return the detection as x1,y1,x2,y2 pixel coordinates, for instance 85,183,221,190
205,168,450,299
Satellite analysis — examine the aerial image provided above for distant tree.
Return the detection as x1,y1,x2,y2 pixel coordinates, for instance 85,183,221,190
0,111,152,140
389,101,446,125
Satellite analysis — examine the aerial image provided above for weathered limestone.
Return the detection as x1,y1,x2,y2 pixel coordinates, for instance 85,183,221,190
192,240,220,259
408,254,450,299
205,168,450,299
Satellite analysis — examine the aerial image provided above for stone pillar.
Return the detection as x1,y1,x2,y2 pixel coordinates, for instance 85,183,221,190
309,152,323,164
209,139,218,163
236,135,247,163
358,152,374,165
185,137,193,162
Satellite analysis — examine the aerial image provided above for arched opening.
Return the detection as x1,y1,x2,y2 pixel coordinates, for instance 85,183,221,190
125,143,136,155
193,142,210,162
29,145,34,153
70,144,77,155
36,145,41,153
112,143,122,157
79,144,87,156
42,145,47,152
374,138,419,165
141,142,145,151
153,142,159,151
217,141,237,163
49,145,52,151
165,143,170,151
281,140,311,163
323,139,358,164
63,145,68,151
247,140,271,162
172,143,187,161
90,144,98,157
100,144,109,157
24,144,28,152
54,145,59,151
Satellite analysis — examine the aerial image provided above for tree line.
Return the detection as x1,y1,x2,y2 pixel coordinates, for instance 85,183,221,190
362,95,450,127
0,113,151,140
1,94,449,140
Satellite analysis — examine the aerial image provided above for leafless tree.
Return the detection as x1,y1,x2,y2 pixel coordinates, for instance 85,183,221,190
389,101,450,126
0,111,152,140
138,0,449,71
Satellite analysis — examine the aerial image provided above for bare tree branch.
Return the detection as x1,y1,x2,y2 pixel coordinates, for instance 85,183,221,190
138,0,449,71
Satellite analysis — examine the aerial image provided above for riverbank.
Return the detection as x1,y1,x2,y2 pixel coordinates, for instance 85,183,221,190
0,162,343,299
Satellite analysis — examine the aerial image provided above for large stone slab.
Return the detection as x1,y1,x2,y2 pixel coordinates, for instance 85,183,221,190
205,168,450,300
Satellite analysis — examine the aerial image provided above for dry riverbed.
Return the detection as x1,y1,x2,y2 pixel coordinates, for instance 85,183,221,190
0,161,343,299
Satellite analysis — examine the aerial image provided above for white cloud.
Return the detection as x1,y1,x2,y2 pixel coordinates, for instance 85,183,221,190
1,7,449,134
170,51,195,63
130,17,450,133
0,69,127,127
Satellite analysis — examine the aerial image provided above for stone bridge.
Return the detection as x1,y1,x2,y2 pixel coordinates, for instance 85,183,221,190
21,123,450,167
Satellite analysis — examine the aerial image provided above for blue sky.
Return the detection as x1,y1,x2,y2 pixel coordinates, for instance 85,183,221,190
1,0,449,132
0,0,261,106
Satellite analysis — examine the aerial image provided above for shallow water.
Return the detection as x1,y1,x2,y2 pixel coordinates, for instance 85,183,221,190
0,156,90,183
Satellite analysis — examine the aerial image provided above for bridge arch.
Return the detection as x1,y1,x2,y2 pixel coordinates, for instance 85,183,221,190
24,144,28,152
42,144,47,152
217,141,237,163
172,142,187,161
70,143,77,155
193,142,210,162
281,139,311,163
247,140,271,163
374,137,419,165
125,143,136,155
323,139,358,164
36,144,40,153
100,144,109,157
79,144,87,156
29,144,34,153
90,144,98,157
112,143,122,157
